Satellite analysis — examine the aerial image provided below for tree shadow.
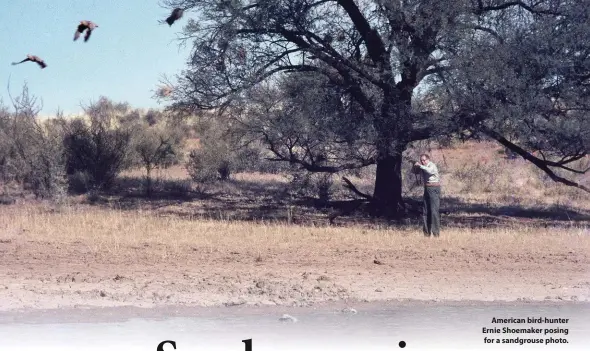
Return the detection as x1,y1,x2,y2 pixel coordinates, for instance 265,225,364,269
435,196,589,229
79,175,589,230
85,176,316,223
81,176,210,211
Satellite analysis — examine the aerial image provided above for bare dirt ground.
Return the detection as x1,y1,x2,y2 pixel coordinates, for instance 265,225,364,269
1,205,588,312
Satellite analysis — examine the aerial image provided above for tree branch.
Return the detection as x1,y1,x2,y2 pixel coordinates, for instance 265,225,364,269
336,0,388,65
481,125,590,193
277,28,383,88
473,1,562,15
262,129,376,173
468,25,505,44
341,176,373,199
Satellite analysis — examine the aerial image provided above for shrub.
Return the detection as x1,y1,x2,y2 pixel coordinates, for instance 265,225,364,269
287,170,336,203
186,113,262,182
68,170,93,194
62,97,134,190
0,84,68,200
186,147,229,182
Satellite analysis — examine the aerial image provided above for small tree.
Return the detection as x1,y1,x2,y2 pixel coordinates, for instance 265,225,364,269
133,122,183,196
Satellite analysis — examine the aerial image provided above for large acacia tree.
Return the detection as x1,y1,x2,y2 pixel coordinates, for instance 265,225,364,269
161,0,589,217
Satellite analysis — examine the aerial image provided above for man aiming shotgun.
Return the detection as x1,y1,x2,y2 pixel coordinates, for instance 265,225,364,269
412,154,441,237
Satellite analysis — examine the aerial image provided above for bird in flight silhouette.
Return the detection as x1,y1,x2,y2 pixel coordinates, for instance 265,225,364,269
163,8,184,26
11,54,47,69
74,20,99,42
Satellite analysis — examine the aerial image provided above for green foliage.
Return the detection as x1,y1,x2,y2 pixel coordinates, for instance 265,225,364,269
62,97,134,190
186,137,241,182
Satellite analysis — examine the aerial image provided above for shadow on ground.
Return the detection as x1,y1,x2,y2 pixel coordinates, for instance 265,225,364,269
77,176,590,230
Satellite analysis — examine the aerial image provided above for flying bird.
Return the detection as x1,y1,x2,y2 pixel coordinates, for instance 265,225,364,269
164,8,184,26
11,55,47,69
74,20,98,42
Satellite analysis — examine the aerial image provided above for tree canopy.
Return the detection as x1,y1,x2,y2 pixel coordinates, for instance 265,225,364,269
160,0,589,216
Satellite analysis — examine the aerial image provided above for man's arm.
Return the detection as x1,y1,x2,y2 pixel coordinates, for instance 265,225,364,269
418,163,437,175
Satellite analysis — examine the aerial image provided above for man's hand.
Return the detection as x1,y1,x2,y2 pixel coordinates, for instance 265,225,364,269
411,162,421,174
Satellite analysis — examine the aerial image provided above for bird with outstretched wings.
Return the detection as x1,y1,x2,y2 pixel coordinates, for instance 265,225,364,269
11,54,47,69
74,20,98,42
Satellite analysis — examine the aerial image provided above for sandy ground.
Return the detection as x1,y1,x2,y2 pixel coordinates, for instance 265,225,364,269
1,234,588,312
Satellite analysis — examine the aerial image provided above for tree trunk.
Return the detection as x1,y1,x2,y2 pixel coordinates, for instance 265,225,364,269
371,90,409,219
146,166,152,197
372,152,405,219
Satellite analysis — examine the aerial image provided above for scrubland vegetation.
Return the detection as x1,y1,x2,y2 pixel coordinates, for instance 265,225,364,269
0,85,588,230
0,87,588,310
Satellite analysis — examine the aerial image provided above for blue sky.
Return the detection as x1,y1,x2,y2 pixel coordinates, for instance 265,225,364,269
0,0,191,116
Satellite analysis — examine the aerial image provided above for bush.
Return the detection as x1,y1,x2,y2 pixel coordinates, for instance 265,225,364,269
68,171,93,194
287,170,336,203
0,84,68,200
62,97,134,190
63,120,132,190
236,147,292,174
26,127,68,201
186,147,229,182
186,113,263,182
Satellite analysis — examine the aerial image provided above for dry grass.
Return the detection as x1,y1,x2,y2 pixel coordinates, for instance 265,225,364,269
3,140,589,235
419,141,590,209
120,164,191,180
1,203,588,260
